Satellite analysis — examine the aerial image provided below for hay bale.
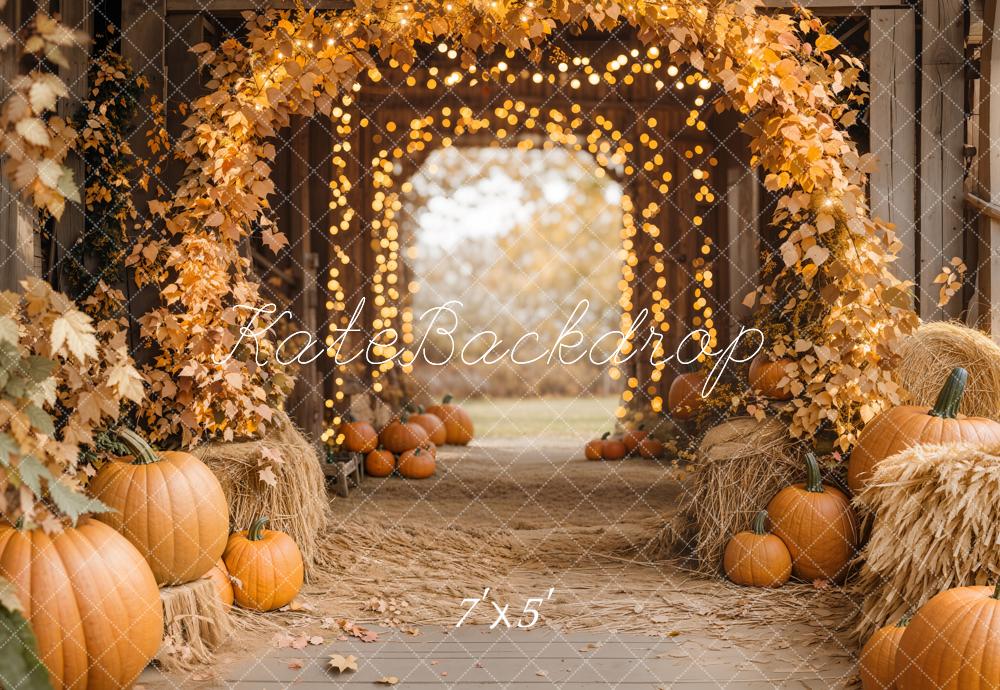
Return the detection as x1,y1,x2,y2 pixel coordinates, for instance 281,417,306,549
194,410,331,577
679,417,804,573
896,321,1000,420
157,578,232,670
852,441,1000,642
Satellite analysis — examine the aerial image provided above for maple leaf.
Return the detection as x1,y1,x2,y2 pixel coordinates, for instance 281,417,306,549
107,363,145,403
287,659,304,670
327,654,358,673
376,677,399,685
258,466,278,487
50,310,97,362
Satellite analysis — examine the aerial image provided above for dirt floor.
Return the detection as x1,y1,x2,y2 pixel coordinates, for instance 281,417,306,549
142,430,859,688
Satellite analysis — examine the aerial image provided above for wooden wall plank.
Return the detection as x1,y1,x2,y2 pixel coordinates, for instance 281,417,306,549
869,8,917,288
976,0,1000,336
919,0,967,319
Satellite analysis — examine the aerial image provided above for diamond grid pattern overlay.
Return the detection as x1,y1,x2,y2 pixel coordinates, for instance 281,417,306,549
2,0,999,688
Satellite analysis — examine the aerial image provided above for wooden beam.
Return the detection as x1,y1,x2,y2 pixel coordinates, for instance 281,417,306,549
869,8,917,288
169,0,906,11
976,0,1000,337
918,0,966,319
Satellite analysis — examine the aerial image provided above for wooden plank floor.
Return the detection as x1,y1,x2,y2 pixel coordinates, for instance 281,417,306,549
139,625,853,688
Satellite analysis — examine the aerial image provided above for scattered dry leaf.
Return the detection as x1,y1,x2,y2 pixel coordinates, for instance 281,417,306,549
328,653,358,673
376,677,399,685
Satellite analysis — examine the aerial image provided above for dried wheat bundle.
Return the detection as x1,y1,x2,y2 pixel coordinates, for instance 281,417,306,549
194,410,331,577
675,417,803,573
157,578,232,670
896,321,1000,420
852,441,1000,642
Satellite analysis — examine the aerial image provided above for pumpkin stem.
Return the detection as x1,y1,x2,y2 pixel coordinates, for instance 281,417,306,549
115,428,159,465
751,510,768,535
417,405,425,414
400,411,409,424
804,452,824,493
638,423,645,431
930,367,968,419
248,516,269,541
993,581,1000,600
601,432,610,440
443,394,454,404
342,412,355,423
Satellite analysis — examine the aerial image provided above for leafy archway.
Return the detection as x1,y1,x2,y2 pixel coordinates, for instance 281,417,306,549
130,0,916,449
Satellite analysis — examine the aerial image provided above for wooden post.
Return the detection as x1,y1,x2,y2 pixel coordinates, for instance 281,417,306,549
976,0,1000,337
869,8,917,288
919,0,966,319
0,0,39,291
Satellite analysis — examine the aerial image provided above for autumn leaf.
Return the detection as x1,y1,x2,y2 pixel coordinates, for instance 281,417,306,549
258,466,278,487
376,677,399,685
50,310,97,362
15,118,50,147
328,654,358,673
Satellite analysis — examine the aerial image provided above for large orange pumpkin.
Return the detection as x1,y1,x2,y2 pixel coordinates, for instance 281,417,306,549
601,434,627,460
338,414,378,453
224,516,304,612
748,355,793,400
584,433,607,460
622,425,647,453
859,615,908,690
847,367,1000,493
409,406,447,445
88,428,229,585
397,447,436,479
365,448,396,477
426,394,474,445
204,558,235,607
636,437,664,459
0,519,163,690
722,510,792,588
668,372,707,420
896,584,1000,689
766,452,858,582
380,413,430,454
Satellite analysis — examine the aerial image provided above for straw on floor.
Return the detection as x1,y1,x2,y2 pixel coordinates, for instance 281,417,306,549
851,441,1000,642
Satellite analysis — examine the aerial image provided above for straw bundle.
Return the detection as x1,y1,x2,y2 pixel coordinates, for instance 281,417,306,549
896,321,1000,420
675,417,803,573
852,441,1000,642
157,578,232,670
194,410,331,576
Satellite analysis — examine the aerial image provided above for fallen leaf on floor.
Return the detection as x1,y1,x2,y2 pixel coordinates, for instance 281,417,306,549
308,636,324,645
283,598,316,612
288,659,304,670
336,618,379,642
440,671,448,677
328,653,358,673
271,632,295,648
375,677,399,685
536,670,548,677
430,660,439,666
667,630,680,637
401,625,420,636
365,597,389,614
290,636,309,650
475,661,483,668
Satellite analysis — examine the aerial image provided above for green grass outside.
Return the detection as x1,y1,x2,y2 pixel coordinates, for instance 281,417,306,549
459,395,620,439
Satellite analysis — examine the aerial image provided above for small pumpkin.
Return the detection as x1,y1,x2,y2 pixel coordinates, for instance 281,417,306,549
338,413,378,453
601,434,627,461
847,367,1000,493
722,510,792,588
622,425,647,453
0,519,163,690
397,447,436,479
380,412,431,454
365,448,396,477
668,372,707,420
409,405,447,445
766,452,858,582
636,436,664,459
859,614,909,690
584,432,609,460
224,516,304,612
88,428,230,585
896,583,1000,689
426,394,474,445
748,355,793,400
204,558,235,607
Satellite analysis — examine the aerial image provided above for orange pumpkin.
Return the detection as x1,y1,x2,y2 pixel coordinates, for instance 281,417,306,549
584,433,607,460
601,434,627,461
722,510,792,588
859,615,908,690
365,448,396,477
380,413,430,454
622,425,647,453
0,519,163,690
426,394,474,445
204,558,235,607
636,437,664,459
397,447,436,479
88,428,229,585
338,414,378,453
409,406,447,445
748,355,793,400
896,584,1000,689
766,452,858,582
847,367,1000,494
668,372,707,420
224,516,304,612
